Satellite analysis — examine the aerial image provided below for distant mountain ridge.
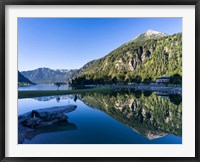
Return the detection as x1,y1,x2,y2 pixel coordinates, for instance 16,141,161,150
68,60,96,82
18,71,35,85
21,68,77,84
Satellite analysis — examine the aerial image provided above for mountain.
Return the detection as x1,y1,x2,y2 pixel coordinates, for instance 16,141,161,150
70,31,182,85
18,71,35,86
132,29,168,42
21,68,77,84
68,60,96,82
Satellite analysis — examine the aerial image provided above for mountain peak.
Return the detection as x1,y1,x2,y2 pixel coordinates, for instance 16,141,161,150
146,29,160,35
132,29,168,42
145,29,168,37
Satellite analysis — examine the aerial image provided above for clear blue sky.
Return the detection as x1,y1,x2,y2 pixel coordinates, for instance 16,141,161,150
18,18,182,71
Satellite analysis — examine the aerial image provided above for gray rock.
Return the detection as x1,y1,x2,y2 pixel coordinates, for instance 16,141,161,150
37,119,59,128
37,115,68,128
18,104,77,143
58,114,68,121
18,112,32,123
23,117,42,128
32,105,77,121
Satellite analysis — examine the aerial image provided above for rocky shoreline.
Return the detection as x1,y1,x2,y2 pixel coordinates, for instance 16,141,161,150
112,84,181,94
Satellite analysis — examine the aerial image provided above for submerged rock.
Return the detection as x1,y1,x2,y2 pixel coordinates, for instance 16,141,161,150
25,121,77,141
18,105,77,144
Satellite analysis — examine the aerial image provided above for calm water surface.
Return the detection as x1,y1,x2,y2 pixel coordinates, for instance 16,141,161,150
18,91,182,144
18,84,72,91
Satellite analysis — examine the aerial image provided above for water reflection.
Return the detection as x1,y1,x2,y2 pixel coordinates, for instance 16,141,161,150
33,95,74,102
18,84,72,91
25,121,77,141
19,120,77,144
56,96,60,102
79,91,182,140
74,95,78,102
33,96,56,102
26,91,182,141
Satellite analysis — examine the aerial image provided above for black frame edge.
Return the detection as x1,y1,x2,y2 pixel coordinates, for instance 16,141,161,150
0,0,200,5
195,1,200,160
1,157,200,162
1,0,200,162
0,0,5,162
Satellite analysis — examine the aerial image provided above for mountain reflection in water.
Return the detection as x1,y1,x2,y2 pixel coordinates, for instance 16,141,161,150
24,91,182,142
79,91,182,140
33,95,75,102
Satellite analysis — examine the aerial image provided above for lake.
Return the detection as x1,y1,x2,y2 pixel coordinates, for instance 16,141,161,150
18,84,94,91
18,91,182,144
18,84,72,91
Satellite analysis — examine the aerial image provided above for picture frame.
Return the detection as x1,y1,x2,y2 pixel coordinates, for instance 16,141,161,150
0,0,200,161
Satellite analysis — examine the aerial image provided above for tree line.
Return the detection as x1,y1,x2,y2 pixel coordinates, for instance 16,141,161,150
69,74,182,86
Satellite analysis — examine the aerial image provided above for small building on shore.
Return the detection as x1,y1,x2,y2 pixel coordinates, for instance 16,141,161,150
156,76,170,84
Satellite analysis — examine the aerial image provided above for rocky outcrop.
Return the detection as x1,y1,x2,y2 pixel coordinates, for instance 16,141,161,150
18,105,77,144
130,45,156,70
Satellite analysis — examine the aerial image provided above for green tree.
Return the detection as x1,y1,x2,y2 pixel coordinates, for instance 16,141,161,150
54,82,61,90
54,82,66,90
132,76,142,84
169,74,182,85
143,77,152,84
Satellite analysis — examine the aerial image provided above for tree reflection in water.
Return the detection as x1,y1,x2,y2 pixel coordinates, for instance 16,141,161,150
79,91,182,140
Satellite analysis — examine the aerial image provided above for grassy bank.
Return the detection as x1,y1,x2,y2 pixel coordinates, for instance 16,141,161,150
18,87,113,99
